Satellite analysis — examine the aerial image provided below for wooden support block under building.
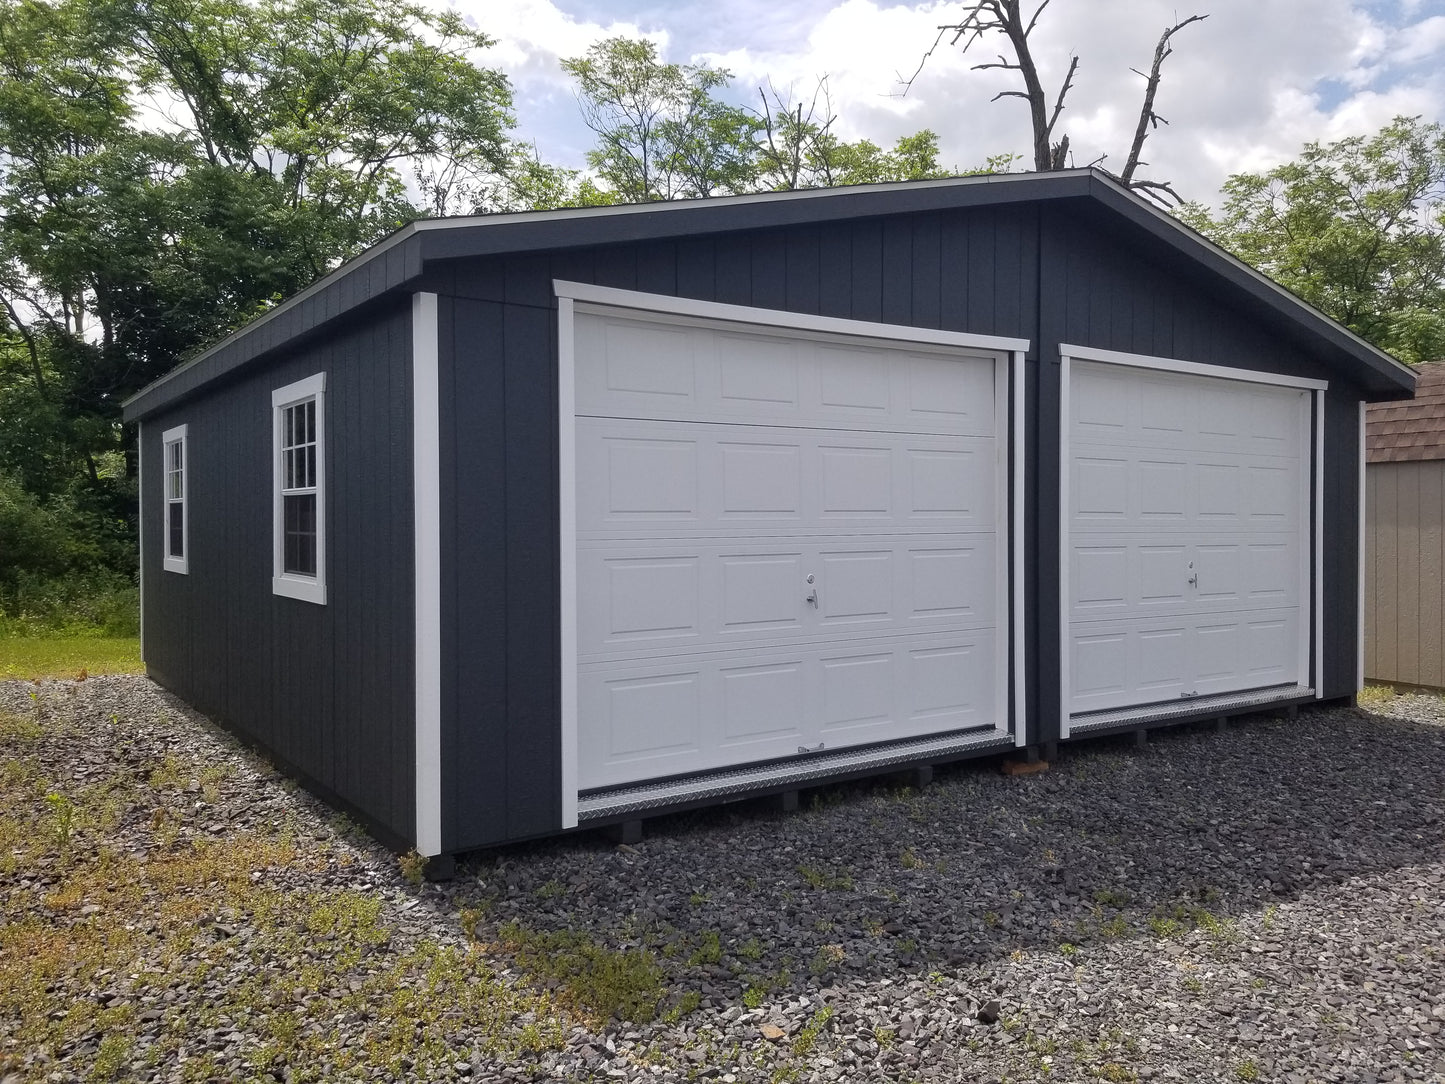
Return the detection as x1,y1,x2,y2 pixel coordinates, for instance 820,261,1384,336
424,853,457,882
913,765,934,789
1043,741,1058,762
605,819,643,846
1215,717,1228,733
777,790,800,813
1135,728,1149,749
1001,758,1049,777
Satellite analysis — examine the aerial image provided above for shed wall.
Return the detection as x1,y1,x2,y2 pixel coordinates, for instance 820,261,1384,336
139,300,417,843
429,202,1366,853
1365,459,1445,688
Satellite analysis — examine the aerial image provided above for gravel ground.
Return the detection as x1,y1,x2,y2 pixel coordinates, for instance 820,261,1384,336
2,676,1444,1084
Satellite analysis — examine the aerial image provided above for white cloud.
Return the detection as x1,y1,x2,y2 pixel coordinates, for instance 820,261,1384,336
446,0,1445,203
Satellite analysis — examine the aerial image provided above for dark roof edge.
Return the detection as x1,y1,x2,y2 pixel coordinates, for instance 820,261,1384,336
124,168,1414,421
123,172,1092,421
1082,175,1415,395
124,224,423,421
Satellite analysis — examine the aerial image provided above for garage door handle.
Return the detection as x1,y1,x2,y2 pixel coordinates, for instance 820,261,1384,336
805,588,818,606
1187,573,1198,587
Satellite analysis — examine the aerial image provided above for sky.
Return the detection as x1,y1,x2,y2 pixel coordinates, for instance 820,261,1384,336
449,0,1445,206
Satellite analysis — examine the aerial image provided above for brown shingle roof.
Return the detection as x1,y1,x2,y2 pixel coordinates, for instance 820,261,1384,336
1367,361,1445,462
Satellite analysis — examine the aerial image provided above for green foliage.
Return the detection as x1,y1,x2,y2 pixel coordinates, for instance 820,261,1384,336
1182,116,1445,363
562,37,759,201
498,920,666,1024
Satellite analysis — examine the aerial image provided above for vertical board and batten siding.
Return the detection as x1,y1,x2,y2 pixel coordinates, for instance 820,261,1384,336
1034,205,1367,737
1366,460,1445,687
425,207,1043,853
139,300,416,844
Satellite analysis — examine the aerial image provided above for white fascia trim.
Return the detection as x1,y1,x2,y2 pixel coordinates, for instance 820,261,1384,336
138,422,145,663
1060,343,1329,391
1057,354,1072,741
1011,351,1027,747
161,423,189,575
554,279,1032,355
558,296,579,830
271,372,327,606
413,292,443,856
1314,390,1325,698
1352,401,1364,696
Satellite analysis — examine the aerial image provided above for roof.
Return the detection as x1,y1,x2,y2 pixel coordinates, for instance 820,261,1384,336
1368,361,1442,462
123,168,1417,423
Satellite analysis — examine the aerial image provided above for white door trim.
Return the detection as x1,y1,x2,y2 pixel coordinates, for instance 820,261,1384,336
1011,350,1027,747
555,279,1032,354
1058,348,1322,738
1058,354,1072,739
412,291,443,856
1314,389,1325,697
558,284,1025,821
1060,343,1328,392
559,296,580,830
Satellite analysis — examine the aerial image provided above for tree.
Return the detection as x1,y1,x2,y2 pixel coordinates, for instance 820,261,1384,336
906,1,1205,204
1181,117,1445,365
562,37,759,202
0,0,536,618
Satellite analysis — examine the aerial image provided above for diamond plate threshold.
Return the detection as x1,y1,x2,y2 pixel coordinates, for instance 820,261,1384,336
577,728,1016,822
1068,684,1314,735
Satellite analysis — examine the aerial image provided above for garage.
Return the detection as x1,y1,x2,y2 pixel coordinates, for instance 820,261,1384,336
558,284,1026,819
1060,346,1325,734
124,169,1412,857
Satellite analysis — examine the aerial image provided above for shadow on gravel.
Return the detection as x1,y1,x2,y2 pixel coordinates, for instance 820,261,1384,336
454,703,1445,1008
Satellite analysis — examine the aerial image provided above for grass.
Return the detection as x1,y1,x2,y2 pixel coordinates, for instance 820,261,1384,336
0,691,567,1081
0,636,142,680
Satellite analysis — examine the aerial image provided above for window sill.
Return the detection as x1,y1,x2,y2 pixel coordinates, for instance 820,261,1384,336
272,574,326,605
163,557,188,575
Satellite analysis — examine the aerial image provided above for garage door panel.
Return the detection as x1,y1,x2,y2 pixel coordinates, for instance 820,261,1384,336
580,535,997,664
577,311,999,437
1067,608,1302,713
1069,536,1299,621
579,419,995,536
578,630,998,789
1071,360,1308,459
1069,447,1303,536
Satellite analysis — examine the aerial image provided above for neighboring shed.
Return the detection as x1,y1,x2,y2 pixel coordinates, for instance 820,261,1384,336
1365,361,1443,687
122,168,1416,860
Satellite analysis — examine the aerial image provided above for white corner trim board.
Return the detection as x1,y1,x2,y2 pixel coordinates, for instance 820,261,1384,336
553,280,1033,355
1352,401,1364,696
558,295,579,830
1059,343,1329,392
412,292,443,857
138,422,145,664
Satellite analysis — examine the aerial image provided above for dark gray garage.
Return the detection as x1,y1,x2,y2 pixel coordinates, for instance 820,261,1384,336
123,168,1415,859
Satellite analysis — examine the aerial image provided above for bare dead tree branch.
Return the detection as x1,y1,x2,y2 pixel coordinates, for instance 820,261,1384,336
1119,14,1208,185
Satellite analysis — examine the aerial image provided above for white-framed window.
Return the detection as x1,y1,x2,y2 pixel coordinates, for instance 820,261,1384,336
161,424,188,574
272,373,326,604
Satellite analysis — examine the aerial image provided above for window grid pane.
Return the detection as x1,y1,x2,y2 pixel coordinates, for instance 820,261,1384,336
164,437,185,562
279,395,318,580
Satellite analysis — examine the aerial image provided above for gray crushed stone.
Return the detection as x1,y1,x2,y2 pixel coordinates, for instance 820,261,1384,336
3,675,1444,1084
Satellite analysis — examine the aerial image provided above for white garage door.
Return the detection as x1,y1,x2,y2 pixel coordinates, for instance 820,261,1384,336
570,305,1008,791
1064,357,1314,718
